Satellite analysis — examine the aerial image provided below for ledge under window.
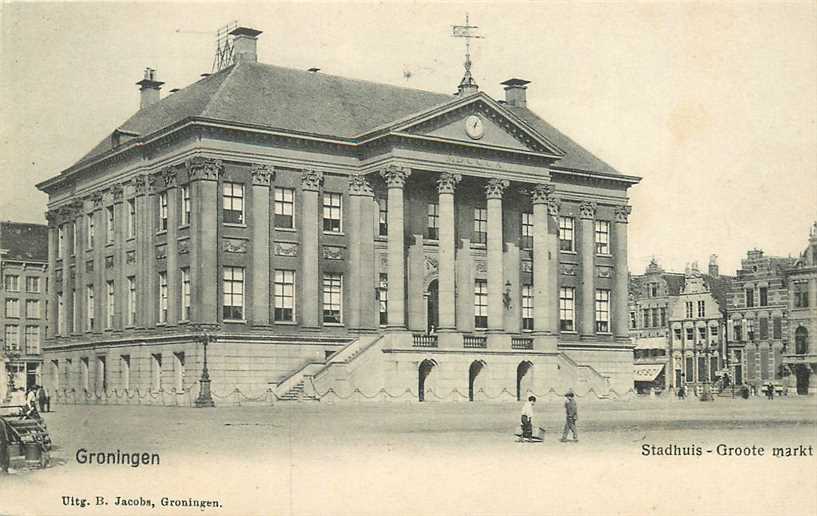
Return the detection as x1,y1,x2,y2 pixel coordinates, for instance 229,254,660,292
274,320,297,325
223,223,247,229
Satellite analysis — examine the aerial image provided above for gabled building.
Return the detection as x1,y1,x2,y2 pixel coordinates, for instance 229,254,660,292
36,27,640,405
782,222,817,395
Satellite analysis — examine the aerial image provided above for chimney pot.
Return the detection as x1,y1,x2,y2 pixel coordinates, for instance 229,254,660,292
500,78,530,108
230,26,263,64
136,67,164,109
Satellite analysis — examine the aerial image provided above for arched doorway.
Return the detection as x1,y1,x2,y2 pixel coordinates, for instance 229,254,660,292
468,360,486,401
418,359,437,402
517,361,534,401
795,327,808,355
426,279,439,333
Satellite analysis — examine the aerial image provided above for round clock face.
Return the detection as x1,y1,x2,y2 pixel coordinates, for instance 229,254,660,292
465,115,484,140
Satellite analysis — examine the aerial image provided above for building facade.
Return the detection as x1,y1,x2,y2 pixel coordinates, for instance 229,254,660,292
0,222,49,401
37,28,639,405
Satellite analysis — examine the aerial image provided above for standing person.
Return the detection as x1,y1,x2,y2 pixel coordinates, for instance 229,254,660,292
0,416,9,474
26,387,37,410
42,385,50,413
520,395,536,441
37,385,48,413
560,390,578,442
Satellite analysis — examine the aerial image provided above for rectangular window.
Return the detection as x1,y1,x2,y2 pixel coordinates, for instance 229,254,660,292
106,206,115,243
127,199,136,238
685,356,694,383
594,220,610,254
649,283,658,297
747,319,756,341
273,270,295,322
151,354,162,391
733,321,742,341
127,276,137,326
794,282,809,308
58,225,64,258
5,274,19,291
522,285,534,331
72,222,77,255
660,307,667,327
629,312,637,330
377,198,388,237
86,285,95,331
759,317,769,340
120,355,131,391
674,328,682,341
71,289,77,331
651,308,659,328
473,207,487,245
595,289,610,333
4,325,19,351
685,301,693,319
426,203,439,240
642,308,650,328
273,187,294,229
25,276,40,293
377,273,388,326
80,357,89,391
698,326,707,342
521,212,533,250
559,216,574,252
322,192,342,233
158,272,168,323
322,273,343,324
25,300,40,319
5,299,19,318
697,300,705,317
222,182,244,224
181,268,191,321
474,279,488,329
686,327,694,342
222,267,244,320
106,281,115,329
759,287,768,307
181,185,191,226
773,317,782,340
57,293,64,335
746,288,754,308
159,191,169,231
24,326,40,355
86,214,95,248
559,287,575,332
710,326,719,337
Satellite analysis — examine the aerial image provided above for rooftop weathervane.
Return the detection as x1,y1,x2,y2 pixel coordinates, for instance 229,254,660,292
451,13,484,95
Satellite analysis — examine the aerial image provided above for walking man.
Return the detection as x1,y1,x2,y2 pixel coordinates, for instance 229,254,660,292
520,395,536,441
560,389,578,442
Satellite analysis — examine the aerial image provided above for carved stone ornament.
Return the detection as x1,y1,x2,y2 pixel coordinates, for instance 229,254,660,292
614,205,632,224
579,200,597,220
322,245,345,260
379,253,388,270
560,264,577,276
348,175,373,196
529,183,554,204
148,172,165,193
186,156,224,181
274,241,298,257
161,167,178,189
155,245,167,260
90,191,104,209
597,266,613,279
110,183,124,203
177,239,190,255
424,255,439,273
86,260,94,273
484,178,510,199
250,164,275,186
223,238,248,254
56,269,63,282
437,173,462,195
45,210,59,228
475,261,488,273
132,175,149,196
300,168,324,192
104,256,114,269
380,165,411,189
126,251,136,264
546,196,561,217
521,261,533,273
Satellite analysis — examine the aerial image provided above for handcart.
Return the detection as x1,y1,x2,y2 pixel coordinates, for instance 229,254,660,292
1,404,51,469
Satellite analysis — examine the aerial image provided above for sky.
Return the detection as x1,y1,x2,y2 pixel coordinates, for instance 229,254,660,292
1,1,815,276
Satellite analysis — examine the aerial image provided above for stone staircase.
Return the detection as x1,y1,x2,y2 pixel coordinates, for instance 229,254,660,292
278,380,318,401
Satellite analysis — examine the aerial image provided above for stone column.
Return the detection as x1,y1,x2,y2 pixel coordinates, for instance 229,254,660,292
380,165,411,330
347,175,374,330
132,176,148,328
437,173,461,332
485,178,509,333
250,165,273,326
163,170,179,326
547,197,561,333
46,211,58,339
456,239,474,334
613,205,632,338
58,211,74,335
186,157,223,324
300,169,323,329
530,183,554,334
809,278,817,313
579,201,597,337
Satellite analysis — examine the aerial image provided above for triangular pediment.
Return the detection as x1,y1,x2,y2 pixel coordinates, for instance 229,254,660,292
388,94,565,157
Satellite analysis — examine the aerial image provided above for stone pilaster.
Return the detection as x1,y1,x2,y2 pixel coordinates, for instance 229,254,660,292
162,170,179,326
300,168,323,328
613,205,632,338
92,191,105,332
485,178,509,333
579,200,596,337
347,174,373,330
408,235,425,332
58,209,74,335
437,173,461,332
456,239,474,333
45,211,58,338
110,184,126,330
251,164,273,326
132,176,149,327
358,192,377,330
380,165,411,330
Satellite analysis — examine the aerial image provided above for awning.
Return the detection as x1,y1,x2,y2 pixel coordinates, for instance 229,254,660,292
634,337,667,350
634,364,665,382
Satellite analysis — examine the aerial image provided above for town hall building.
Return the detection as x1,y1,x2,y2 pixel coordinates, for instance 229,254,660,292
36,27,640,405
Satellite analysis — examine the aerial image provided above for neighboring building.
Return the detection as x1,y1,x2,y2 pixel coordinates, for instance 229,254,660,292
0,221,49,400
36,27,640,406
782,222,817,395
726,249,795,393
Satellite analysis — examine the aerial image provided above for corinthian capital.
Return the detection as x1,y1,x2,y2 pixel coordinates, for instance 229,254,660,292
546,196,561,217
484,178,510,199
579,200,597,220
529,183,554,204
250,164,275,186
437,173,462,195
186,156,224,181
614,205,632,224
348,175,373,197
380,165,411,189
300,168,324,191
132,175,149,196
109,183,125,203
161,167,178,189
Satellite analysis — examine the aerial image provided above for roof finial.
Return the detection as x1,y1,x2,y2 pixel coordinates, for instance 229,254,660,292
452,13,483,96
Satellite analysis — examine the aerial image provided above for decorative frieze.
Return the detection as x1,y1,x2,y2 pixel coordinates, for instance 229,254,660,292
561,264,577,276
274,241,298,257
614,205,632,224
475,261,488,273
110,183,124,203
186,156,224,181
132,175,149,196
484,178,510,199
90,191,104,209
579,200,597,220
161,167,178,189
223,238,249,254
597,266,613,279
348,175,373,196
528,183,554,204
380,164,411,189
250,164,274,186
322,245,345,260
300,169,324,191
437,173,462,195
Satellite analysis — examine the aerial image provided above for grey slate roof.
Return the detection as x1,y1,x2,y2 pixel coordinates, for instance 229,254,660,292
74,62,624,177
0,222,49,263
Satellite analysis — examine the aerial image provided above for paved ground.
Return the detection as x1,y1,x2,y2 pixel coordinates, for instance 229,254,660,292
1,397,816,516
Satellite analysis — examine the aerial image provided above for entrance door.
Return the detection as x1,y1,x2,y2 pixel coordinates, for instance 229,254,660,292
796,366,810,395
418,359,436,402
426,279,439,333
516,361,533,401
795,327,808,355
468,360,486,401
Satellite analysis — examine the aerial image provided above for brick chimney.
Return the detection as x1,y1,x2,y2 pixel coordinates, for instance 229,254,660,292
708,254,719,278
500,78,530,108
230,27,263,63
136,68,164,109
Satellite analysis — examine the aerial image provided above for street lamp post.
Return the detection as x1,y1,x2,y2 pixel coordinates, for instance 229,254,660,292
192,324,218,408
